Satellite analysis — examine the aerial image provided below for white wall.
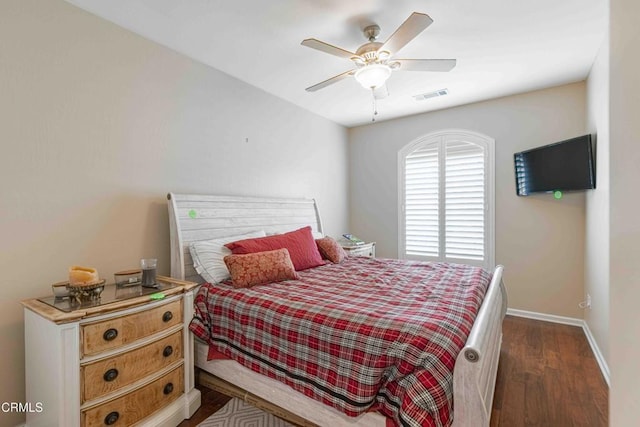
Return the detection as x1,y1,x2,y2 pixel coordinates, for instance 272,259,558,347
609,0,640,423
585,36,610,373
0,1,348,425
348,83,587,318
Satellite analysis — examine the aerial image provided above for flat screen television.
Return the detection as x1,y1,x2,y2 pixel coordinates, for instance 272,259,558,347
514,134,596,196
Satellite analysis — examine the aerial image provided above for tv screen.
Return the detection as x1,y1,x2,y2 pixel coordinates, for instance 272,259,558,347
514,134,595,196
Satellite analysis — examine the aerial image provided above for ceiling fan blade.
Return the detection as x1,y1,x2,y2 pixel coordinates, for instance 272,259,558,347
380,12,433,55
305,69,355,92
397,59,456,72
301,38,356,59
373,84,389,99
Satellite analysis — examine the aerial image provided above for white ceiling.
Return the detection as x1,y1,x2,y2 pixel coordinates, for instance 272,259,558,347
65,0,607,128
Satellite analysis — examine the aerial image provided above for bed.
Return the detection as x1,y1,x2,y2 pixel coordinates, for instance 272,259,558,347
167,193,507,427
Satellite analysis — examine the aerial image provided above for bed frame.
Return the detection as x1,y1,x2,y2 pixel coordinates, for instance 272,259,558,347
168,192,507,426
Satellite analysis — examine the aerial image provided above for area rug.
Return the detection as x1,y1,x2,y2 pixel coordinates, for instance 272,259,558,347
197,397,295,427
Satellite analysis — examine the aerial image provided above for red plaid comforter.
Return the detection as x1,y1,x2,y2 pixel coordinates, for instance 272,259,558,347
190,257,491,427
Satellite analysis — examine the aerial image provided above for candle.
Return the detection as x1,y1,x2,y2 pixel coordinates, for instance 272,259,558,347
68,266,99,285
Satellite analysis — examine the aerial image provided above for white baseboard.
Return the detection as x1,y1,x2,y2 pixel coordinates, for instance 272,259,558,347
506,308,583,327
581,321,611,387
506,308,610,387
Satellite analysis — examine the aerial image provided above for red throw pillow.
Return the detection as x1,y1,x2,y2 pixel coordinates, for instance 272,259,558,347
225,226,326,271
224,249,299,288
316,236,347,264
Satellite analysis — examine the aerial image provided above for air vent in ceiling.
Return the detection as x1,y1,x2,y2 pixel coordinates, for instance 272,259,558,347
413,88,449,101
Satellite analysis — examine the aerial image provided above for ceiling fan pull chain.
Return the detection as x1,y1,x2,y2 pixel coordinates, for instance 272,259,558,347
371,88,378,122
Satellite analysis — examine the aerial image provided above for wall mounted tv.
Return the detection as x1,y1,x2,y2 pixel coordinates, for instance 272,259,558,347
514,134,596,196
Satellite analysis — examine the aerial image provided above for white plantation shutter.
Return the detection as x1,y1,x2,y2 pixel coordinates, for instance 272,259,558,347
400,131,494,269
445,141,485,260
405,144,439,257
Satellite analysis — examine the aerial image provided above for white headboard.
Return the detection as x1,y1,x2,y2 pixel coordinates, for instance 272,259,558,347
167,193,324,283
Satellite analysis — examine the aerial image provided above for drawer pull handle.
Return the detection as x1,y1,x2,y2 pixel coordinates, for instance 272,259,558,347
163,382,174,395
103,368,119,382
163,345,173,357
103,328,118,341
162,311,173,322
104,411,119,425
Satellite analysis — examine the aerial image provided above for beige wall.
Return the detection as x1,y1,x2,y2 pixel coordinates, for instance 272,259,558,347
609,0,640,423
585,36,610,373
348,83,587,318
0,1,348,425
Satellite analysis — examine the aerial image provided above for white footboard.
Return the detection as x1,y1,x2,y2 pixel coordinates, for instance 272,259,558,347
452,265,506,427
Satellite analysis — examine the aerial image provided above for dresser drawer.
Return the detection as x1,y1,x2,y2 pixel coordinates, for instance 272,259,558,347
343,242,375,257
81,365,184,427
81,299,182,357
81,330,183,403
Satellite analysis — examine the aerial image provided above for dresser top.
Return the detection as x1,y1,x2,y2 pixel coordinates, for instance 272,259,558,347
22,275,197,324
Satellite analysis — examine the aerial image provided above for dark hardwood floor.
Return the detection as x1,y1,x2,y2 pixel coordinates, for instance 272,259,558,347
179,315,608,427
491,316,608,426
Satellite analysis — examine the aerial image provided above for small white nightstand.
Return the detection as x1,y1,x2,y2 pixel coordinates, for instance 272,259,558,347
340,241,376,258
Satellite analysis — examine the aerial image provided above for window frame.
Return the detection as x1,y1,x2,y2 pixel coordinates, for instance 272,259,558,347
397,129,495,269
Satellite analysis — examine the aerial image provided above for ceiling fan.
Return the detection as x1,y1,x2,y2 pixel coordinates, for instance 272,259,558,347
301,12,456,98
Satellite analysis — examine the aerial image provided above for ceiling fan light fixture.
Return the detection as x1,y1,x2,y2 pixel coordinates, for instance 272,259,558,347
377,50,391,61
354,63,392,89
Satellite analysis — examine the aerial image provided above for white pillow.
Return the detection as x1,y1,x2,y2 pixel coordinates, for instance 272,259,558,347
189,230,266,283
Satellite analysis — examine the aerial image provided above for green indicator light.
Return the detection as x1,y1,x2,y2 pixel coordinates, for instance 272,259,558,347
188,210,197,219
150,292,165,300
553,190,563,199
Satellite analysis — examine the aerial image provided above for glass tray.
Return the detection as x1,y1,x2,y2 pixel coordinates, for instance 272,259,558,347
38,282,178,313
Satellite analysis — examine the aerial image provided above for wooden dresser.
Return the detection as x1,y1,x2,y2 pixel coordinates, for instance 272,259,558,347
22,276,201,427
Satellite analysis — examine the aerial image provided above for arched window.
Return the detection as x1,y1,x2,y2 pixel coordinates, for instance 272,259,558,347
398,130,495,269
